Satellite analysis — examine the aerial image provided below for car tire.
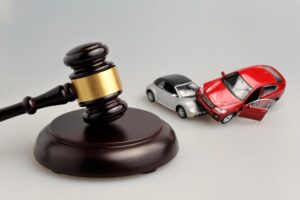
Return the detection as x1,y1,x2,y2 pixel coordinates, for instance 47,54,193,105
221,113,235,124
177,106,187,119
147,90,155,102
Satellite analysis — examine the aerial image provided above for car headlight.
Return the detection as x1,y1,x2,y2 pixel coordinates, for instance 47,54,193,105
214,107,227,114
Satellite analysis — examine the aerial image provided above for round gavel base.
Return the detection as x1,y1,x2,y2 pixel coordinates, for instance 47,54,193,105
34,108,178,177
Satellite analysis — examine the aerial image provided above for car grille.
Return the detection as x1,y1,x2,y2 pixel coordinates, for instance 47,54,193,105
202,95,214,108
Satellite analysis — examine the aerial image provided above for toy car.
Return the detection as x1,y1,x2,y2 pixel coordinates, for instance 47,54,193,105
197,65,286,123
146,74,207,118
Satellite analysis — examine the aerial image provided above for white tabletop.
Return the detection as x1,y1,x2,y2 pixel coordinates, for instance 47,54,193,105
0,1,299,200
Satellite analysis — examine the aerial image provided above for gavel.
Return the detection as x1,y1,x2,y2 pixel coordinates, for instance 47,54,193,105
0,42,127,124
0,42,178,177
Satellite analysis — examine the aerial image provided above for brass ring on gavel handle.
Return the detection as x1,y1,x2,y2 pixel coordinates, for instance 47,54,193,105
71,67,122,103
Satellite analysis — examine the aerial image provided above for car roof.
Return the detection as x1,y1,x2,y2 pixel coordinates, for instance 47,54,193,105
237,65,278,88
158,74,192,87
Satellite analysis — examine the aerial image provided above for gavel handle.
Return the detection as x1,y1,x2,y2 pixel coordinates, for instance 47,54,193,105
0,83,76,122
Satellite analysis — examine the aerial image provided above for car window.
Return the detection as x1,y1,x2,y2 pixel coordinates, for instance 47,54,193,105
244,88,261,104
157,81,165,89
262,65,283,82
164,82,177,94
262,85,277,96
154,78,162,86
223,72,253,100
250,99,274,110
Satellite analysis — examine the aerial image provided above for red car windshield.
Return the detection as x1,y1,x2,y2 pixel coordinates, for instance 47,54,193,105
223,73,253,100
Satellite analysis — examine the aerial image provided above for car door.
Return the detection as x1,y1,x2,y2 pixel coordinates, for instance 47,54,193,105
160,82,179,109
239,99,275,121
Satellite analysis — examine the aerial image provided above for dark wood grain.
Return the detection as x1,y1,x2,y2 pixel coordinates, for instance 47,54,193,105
34,108,179,177
64,42,128,124
0,83,76,122
1,42,179,178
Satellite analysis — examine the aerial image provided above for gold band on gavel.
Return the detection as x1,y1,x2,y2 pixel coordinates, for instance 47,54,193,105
71,67,122,103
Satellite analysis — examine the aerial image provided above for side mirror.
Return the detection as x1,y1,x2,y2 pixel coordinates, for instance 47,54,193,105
221,71,226,77
172,93,178,97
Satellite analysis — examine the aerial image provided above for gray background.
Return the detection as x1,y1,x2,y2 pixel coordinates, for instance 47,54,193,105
0,0,299,200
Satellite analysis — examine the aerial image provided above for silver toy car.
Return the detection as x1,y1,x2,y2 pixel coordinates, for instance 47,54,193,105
146,74,206,118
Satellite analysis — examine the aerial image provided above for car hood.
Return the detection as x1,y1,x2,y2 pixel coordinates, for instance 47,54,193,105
203,78,241,108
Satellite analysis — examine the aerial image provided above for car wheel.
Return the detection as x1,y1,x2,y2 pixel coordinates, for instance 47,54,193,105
221,113,235,124
177,106,187,119
147,90,155,102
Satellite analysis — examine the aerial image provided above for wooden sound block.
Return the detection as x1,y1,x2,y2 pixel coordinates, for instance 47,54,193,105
34,108,178,177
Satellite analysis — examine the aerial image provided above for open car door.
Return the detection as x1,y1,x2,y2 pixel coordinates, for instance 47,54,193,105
239,99,275,121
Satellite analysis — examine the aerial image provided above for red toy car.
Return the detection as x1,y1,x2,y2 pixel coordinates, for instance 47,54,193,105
197,65,286,124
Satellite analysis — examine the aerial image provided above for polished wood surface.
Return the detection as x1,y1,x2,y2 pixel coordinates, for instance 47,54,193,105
64,42,127,124
0,42,179,178
0,83,76,122
34,108,178,177
0,43,127,124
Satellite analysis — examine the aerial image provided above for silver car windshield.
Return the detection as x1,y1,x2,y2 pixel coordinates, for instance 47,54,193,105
223,73,253,100
175,82,198,98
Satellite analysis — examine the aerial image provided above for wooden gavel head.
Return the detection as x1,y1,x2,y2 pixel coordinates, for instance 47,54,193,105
64,42,127,124
0,42,128,124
